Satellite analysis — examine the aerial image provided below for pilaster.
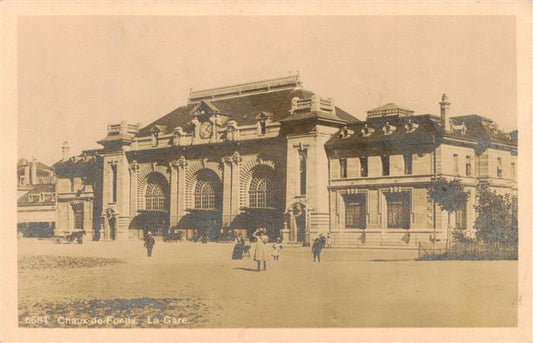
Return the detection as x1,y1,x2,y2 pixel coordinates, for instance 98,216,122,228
230,152,242,220
176,156,188,225
222,156,232,227
170,160,179,226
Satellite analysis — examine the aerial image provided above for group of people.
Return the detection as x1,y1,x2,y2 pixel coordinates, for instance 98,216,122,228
143,228,330,263
232,228,283,272
232,229,330,270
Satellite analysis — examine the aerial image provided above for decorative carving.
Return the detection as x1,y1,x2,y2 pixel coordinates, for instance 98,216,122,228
150,162,157,172
129,160,139,172
172,127,184,146
177,156,188,169
199,121,212,139
200,158,208,169
225,120,239,141
231,151,242,165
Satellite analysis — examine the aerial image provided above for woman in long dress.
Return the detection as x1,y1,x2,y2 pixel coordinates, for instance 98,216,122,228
253,228,269,271
231,233,245,260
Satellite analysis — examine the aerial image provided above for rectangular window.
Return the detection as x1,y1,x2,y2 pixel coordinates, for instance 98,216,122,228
260,120,266,135
70,177,75,192
112,165,118,202
360,157,368,177
344,194,366,229
381,156,390,176
466,156,472,176
386,192,410,229
497,157,503,177
404,154,413,175
453,154,459,175
455,204,467,229
72,203,84,230
299,150,307,195
339,159,348,178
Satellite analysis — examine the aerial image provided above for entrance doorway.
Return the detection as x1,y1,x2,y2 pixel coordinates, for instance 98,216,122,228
289,203,306,243
129,210,169,240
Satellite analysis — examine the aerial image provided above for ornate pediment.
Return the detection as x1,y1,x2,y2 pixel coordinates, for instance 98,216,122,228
189,100,221,118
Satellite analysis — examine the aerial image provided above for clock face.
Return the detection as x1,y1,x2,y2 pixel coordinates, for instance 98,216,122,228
199,121,212,139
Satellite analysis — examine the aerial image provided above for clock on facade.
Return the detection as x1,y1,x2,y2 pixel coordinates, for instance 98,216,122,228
199,121,213,139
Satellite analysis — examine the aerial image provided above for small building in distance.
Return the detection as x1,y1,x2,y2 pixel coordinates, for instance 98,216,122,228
17,158,57,237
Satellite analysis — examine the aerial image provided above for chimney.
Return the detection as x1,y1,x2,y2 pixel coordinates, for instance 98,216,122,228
30,158,37,185
23,159,30,185
62,141,70,161
439,93,450,132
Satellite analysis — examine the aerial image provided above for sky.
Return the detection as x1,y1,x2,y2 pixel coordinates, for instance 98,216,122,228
17,16,516,166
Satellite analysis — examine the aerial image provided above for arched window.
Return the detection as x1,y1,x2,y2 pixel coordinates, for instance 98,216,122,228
195,181,216,209
144,173,169,211
193,169,221,210
248,166,277,208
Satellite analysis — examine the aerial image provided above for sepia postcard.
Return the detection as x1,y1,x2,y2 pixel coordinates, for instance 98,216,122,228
1,1,532,342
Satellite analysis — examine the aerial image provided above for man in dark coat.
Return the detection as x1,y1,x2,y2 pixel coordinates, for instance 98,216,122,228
144,231,155,257
312,234,326,262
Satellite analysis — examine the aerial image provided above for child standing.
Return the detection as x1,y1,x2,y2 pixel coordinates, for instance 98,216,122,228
271,238,282,261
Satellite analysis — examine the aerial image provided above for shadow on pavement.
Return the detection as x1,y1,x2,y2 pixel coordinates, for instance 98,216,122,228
232,267,260,272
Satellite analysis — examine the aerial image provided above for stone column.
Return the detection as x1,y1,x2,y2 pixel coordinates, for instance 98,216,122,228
169,160,179,226
282,212,290,242
101,213,109,241
230,152,242,223
129,160,139,223
176,156,188,226
222,156,232,227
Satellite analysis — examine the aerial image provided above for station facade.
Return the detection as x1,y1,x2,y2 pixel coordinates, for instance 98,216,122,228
52,75,517,247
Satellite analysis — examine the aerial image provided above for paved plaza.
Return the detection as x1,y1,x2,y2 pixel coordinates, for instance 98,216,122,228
18,239,517,328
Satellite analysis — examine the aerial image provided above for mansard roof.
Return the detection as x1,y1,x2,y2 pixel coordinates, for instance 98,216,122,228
17,183,56,206
326,112,516,155
325,114,442,154
137,87,357,137
448,114,516,146
53,152,102,178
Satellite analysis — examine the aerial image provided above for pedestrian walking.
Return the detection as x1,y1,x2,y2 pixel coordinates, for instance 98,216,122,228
271,238,282,261
312,235,325,262
232,233,245,260
144,231,155,257
253,228,269,271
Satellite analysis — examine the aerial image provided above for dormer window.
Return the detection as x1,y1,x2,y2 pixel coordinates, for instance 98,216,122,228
256,112,272,135
361,124,374,137
404,119,419,133
382,122,397,135
339,126,352,138
150,125,166,147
